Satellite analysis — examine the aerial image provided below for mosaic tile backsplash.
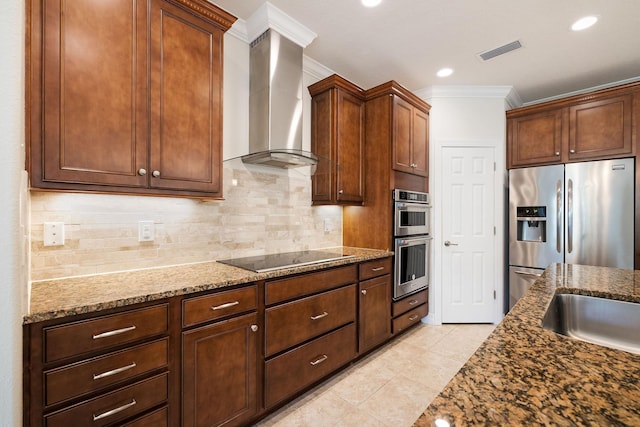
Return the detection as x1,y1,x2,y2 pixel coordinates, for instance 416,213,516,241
30,163,342,281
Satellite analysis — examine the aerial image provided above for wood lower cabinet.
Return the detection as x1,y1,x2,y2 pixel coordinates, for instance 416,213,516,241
392,288,428,335
182,313,258,427
309,74,366,205
27,0,236,198
181,285,259,427
263,265,358,409
23,301,174,427
506,82,638,168
358,258,392,353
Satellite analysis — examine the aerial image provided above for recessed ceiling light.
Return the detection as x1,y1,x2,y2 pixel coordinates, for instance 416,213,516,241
437,68,453,78
571,16,598,31
362,0,382,7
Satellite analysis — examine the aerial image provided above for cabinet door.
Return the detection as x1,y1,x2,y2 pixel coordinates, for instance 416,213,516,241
392,96,414,174
336,89,365,203
411,108,429,177
182,313,258,427
310,90,333,203
40,0,148,187
508,109,565,167
149,0,223,195
569,94,633,161
358,275,391,353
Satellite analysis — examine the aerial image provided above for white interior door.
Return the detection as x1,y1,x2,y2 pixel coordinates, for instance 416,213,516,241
441,146,496,323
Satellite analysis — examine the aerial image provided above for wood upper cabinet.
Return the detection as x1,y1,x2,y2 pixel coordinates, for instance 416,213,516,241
309,74,365,205
506,83,638,169
568,94,633,161
392,95,429,177
507,109,566,167
28,0,236,198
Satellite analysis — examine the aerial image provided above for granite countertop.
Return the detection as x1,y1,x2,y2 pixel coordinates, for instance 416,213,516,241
414,263,640,426
25,247,391,324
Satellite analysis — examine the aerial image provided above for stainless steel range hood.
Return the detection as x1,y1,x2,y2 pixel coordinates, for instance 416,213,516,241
242,29,318,168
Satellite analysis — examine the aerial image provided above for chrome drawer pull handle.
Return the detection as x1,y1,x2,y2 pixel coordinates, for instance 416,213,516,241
211,301,240,311
93,363,137,380
408,314,419,321
310,354,328,366
371,267,385,272
310,312,328,320
408,299,419,306
92,326,136,340
92,399,137,421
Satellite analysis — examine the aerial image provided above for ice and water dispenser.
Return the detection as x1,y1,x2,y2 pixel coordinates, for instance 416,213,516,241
516,206,547,242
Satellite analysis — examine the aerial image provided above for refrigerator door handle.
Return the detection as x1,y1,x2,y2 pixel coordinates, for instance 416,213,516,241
514,270,542,277
556,179,562,254
567,178,573,254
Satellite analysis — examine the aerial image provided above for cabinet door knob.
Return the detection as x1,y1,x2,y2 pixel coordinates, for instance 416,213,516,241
138,168,147,176
152,170,160,177
338,189,344,194
251,324,258,332
569,149,575,153
361,289,367,295
555,152,560,156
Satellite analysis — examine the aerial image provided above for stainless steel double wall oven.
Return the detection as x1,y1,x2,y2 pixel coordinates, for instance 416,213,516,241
393,189,431,300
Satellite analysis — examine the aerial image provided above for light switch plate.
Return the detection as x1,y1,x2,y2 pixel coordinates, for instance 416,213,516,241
44,222,65,246
138,220,155,242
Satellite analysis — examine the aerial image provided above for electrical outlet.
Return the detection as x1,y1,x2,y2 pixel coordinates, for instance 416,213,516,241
138,221,155,242
324,218,331,234
44,222,65,246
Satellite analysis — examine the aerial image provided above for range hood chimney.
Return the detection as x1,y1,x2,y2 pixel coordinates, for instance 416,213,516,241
241,3,318,169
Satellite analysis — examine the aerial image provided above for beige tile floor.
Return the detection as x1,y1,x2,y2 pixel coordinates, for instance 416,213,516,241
256,322,497,427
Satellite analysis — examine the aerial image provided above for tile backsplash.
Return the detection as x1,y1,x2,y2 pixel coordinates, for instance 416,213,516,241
30,162,342,281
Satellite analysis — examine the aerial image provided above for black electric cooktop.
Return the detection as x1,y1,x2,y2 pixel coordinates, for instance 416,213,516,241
218,250,354,273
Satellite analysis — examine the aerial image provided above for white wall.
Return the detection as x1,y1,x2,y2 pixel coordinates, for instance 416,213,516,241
0,0,26,424
421,88,511,325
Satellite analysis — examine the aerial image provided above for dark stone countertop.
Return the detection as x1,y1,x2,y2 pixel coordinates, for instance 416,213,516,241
25,247,391,324
414,263,640,426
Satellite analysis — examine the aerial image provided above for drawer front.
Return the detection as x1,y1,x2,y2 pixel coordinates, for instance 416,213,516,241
393,303,428,334
44,305,169,363
265,285,356,356
183,285,257,327
392,289,428,317
265,323,356,408
45,338,168,406
44,373,168,427
359,257,392,281
121,406,168,427
265,265,357,305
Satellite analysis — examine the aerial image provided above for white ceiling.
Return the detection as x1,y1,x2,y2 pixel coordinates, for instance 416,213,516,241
210,0,640,106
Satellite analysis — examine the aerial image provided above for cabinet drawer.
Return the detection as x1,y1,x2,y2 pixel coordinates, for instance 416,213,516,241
393,303,428,334
265,285,356,356
183,285,257,327
45,338,168,406
359,257,392,281
265,265,357,305
44,304,168,363
121,406,168,427
44,373,168,427
265,323,356,408
392,289,428,317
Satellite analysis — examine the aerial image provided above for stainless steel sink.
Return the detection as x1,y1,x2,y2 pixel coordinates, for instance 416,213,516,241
542,293,640,355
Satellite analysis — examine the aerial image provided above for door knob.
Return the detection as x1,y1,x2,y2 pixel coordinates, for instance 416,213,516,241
444,240,458,247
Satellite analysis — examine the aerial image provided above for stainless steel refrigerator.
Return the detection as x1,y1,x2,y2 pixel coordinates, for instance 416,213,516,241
508,158,634,308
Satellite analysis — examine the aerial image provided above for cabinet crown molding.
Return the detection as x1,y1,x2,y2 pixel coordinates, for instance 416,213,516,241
365,81,431,112
171,0,237,30
308,74,365,98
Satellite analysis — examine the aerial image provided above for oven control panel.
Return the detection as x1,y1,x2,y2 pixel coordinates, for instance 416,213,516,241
393,189,429,204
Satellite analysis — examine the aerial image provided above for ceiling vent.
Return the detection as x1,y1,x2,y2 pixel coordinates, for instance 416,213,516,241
478,40,523,61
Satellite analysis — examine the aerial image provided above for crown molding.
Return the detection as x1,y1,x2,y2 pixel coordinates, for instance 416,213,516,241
226,18,249,42
246,1,317,47
303,56,335,81
416,85,522,109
